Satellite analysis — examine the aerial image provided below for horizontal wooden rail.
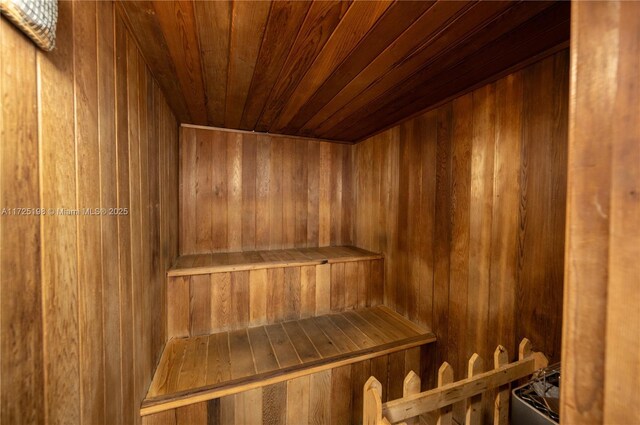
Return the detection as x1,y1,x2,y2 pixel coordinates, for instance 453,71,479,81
364,338,548,425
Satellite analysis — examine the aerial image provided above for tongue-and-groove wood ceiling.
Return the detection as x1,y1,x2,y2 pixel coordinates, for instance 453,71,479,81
118,1,569,142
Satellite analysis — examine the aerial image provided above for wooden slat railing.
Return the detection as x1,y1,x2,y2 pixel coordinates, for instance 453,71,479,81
363,339,548,425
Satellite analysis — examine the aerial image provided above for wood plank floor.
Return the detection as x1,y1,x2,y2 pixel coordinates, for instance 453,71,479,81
142,306,435,415
168,246,383,277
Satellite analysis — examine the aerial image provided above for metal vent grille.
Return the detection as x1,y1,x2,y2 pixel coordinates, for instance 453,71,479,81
0,0,57,51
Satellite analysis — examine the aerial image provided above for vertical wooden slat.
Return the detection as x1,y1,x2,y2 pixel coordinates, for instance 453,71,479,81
211,273,231,332
316,263,331,314
294,140,309,248
436,363,454,425
211,130,228,252
601,5,640,423
267,268,285,323
300,265,316,319
227,132,243,251
263,382,287,425
190,275,212,336
331,365,352,425
318,143,331,246
231,271,250,328
283,267,301,321
403,371,421,425
282,139,296,248
307,141,320,246
117,17,134,419
286,376,310,425
236,388,263,425
488,73,522,360
310,370,332,425
344,261,358,310
465,354,484,425
269,138,284,250
39,1,80,422
493,346,509,425
242,133,257,250
180,127,197,254
468,85,495,365
250,269,268,326
0,15,44,425
74,3,105,423
351,359,371,425
255,134,271,250
330,262,345,311
176,403,207,425
97,2,123,421
363,377,383,425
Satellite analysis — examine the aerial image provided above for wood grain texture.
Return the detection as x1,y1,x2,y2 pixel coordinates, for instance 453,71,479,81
224,0,271,128
561,2,640,425
141,307,433,416
143,330,427,421
0,13,44,425
119,1,567,142
167,256,384,338
0,4,179,424
151,0,206,123
179,126,354,254
353,50,569,420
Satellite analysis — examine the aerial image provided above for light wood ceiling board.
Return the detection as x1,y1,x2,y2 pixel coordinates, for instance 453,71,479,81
254,1,352,133
152,0,207,123
268,0,394,133
282,0,437,134
194,0,232,127
117,1,190,123
336,2,570,141
311,1,516,139
224,0,272,128
299,0,473,135
239,1,312,130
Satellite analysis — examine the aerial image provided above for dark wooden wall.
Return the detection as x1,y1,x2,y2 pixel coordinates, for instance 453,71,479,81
353,50,569,382
0,2,179,425
179,127,354,255
561,2,640,424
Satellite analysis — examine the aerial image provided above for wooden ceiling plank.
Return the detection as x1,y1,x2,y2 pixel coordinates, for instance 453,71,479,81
283,0,437,135
239,1,312,131
224,0,272,129
268,0,394,134
254,1,352,133
152,0,208,124
311,1,518,139
300,0,473,135
116,1,191,123
194,0,232,127
336,2,570,141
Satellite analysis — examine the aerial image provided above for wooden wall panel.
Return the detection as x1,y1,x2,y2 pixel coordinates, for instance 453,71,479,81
168,259,384,338
561,2,640,424
0,13,44,425
179,126,354,255
354,51,569,405
0,3,179,424
142,347,419,425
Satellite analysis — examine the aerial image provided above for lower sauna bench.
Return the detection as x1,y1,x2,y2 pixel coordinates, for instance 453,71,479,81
141,306,436,424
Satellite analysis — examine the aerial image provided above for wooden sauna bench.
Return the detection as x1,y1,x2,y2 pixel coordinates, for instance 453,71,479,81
141,306,436,416
168,245,383,276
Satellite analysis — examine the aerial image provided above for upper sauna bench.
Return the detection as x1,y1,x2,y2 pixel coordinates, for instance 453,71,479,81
168,246,383,277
